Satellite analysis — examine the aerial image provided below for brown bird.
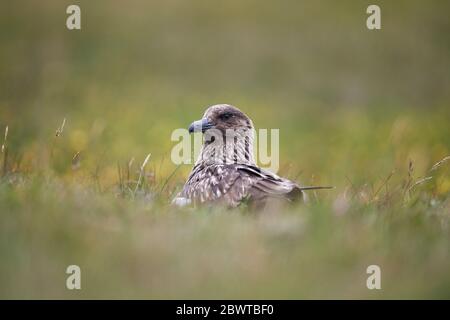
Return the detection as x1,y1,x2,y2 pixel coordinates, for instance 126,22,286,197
172,104,331,208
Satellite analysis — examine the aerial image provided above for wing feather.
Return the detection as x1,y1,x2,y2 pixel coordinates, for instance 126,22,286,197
175,163,306,207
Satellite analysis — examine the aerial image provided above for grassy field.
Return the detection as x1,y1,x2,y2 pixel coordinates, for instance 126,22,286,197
1,1,450,299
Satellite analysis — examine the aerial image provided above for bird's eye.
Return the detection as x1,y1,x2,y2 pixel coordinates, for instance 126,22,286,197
220,113,233,121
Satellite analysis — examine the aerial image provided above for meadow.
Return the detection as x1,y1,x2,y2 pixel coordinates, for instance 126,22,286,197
0,1,449,298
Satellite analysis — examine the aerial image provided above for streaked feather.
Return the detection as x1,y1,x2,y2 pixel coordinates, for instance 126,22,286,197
173,104,332,208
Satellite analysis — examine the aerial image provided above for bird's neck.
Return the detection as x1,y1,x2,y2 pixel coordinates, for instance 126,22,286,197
195,128,256,166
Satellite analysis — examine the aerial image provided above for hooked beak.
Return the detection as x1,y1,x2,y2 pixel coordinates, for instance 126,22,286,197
188,118,214,133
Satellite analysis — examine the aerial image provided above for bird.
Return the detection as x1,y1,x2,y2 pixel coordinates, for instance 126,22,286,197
172,104,332,208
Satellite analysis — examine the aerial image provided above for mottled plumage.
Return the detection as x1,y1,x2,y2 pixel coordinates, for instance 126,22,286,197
173,104,330,208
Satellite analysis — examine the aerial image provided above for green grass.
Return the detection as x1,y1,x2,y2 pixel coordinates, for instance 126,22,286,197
1,1,450,299
1,108,449,299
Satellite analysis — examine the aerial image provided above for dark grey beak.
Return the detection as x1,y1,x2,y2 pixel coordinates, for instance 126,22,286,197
188,118,214,133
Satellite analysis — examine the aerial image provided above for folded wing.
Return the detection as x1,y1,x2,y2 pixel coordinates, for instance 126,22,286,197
176,164,306,207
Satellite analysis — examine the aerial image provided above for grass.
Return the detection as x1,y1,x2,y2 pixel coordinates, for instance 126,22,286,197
0,110,449,299
1,1,450,299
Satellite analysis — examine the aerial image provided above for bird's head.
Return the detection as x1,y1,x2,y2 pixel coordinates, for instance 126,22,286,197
189,104,256,166
188,104,253,135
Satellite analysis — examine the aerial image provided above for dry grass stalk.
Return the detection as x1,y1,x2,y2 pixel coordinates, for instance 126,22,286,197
133,153,151,196
160,164,181,195
127,157,134,185
140,153,151,171
50,118,67,162
71,151,81,170
431,156,450,172
117,161,124,195
372,170,395,201
2,126,9,176
1,125,8,153
403,159,415,198
408,176,433,192
55,118,66,137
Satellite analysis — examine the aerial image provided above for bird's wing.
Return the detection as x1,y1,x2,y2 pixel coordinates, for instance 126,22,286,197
175,164,326,207
234,164,303,203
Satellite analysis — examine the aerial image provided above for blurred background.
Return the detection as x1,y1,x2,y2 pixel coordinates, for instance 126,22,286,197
0,0,449,299
1,0,449,184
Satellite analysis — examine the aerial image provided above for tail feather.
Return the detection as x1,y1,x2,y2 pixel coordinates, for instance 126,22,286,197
297,186,335,191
